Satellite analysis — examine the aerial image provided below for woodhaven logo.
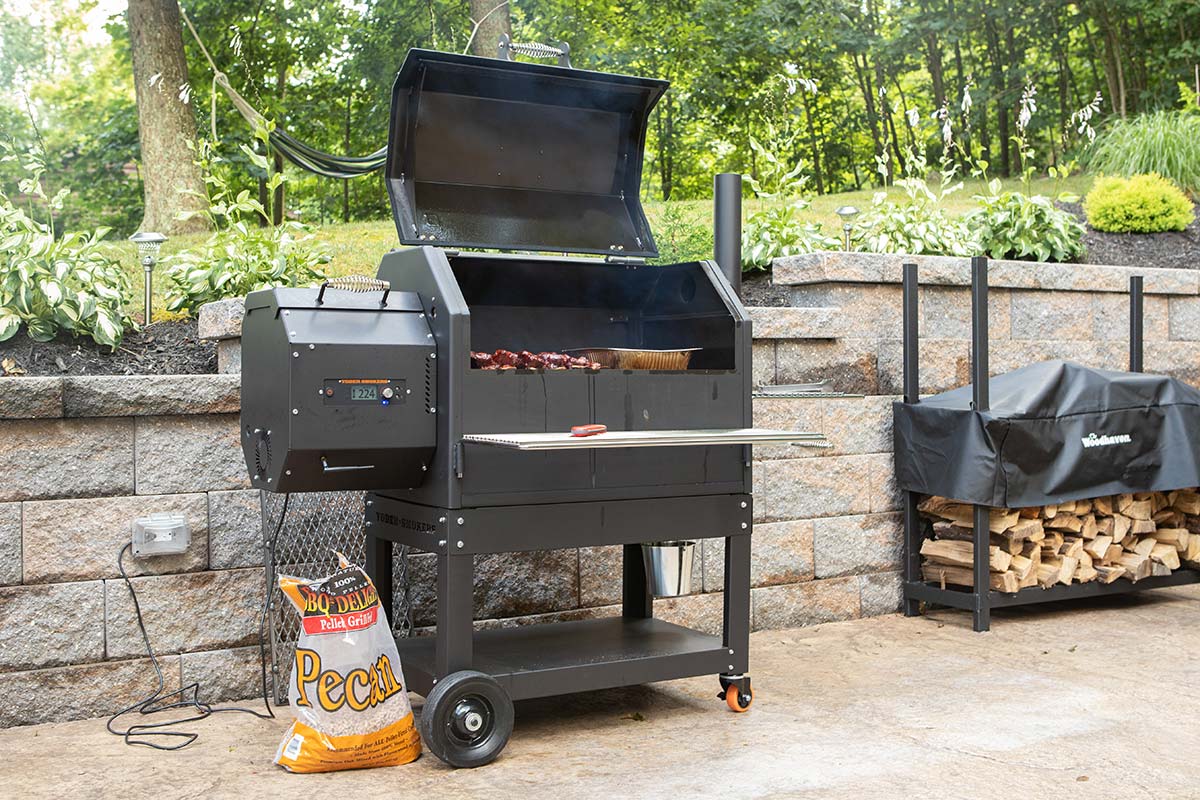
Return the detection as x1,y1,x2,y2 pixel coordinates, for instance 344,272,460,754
1080,433,1132,449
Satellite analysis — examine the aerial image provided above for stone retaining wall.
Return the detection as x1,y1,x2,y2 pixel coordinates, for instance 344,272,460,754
0,375,262,727
7,252,1197,728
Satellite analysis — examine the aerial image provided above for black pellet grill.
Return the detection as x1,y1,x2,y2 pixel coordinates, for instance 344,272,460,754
240,48,823,767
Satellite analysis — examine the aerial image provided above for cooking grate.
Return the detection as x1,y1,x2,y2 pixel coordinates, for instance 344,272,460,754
261,490,414,704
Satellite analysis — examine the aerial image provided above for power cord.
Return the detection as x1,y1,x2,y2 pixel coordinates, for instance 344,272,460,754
107,492,291,750
258,492,290,712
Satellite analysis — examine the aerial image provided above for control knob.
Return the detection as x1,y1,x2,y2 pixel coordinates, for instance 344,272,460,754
382,387,395,400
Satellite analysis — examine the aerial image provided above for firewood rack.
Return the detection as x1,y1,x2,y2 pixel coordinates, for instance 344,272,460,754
900,257,1200,632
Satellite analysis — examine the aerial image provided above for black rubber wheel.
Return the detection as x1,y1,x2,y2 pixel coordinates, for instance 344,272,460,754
419,671,513,768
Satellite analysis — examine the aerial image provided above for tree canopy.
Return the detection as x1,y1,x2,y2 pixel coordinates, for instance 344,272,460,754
2,0,1198,235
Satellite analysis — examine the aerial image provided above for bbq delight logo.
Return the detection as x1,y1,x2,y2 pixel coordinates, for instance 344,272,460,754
294,569,381,635
1080,432,1133,449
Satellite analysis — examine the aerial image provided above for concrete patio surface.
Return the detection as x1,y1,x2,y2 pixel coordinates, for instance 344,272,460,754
3,586,1199,799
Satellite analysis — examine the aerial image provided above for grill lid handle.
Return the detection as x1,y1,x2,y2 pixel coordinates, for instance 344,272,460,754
315,276,392,306
497,34,571,67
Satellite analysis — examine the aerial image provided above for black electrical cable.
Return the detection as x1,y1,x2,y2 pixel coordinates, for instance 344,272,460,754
257,492,291,714
107,494,291,750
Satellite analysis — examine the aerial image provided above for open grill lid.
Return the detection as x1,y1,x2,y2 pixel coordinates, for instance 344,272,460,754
386,48,667,258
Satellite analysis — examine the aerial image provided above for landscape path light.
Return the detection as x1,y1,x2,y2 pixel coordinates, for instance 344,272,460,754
130,231,167,324
835,205,860,251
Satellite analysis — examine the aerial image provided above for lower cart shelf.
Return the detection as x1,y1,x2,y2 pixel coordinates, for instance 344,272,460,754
396,616,731,701
907,568,1200,612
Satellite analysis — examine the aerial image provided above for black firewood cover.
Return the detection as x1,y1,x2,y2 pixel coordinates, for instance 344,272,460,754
893,359,1200,507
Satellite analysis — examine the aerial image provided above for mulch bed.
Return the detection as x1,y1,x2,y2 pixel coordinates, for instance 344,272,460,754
741,272,790,307
0,319,216,377
1062,201,1200,271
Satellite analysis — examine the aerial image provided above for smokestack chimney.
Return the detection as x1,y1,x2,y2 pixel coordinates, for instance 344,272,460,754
713,173,742,297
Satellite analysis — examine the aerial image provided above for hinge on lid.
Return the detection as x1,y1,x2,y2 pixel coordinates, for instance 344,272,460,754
743,444,752,467
453,442,464,478
605,255,646,265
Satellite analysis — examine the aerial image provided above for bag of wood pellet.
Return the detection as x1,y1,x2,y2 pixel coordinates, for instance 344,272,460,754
274,553,421,773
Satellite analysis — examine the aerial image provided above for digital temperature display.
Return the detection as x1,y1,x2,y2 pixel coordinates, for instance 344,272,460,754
323,379,402,405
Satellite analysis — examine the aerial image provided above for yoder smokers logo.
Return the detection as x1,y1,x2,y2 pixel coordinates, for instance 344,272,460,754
1080,432,1133,449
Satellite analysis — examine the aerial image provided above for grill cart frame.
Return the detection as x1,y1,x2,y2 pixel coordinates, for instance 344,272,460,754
899,258,1200,632
364,493,753,702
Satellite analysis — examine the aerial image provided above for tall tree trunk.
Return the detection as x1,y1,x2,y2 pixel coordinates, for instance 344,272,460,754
1092,2,1127,117
850,52,888,182
920,0,947,108
257,66,286,225
983,11,1010,177
469,0,512,58
343,94,351,223
948,0,971,162
127,0,208,235
800,88,825,195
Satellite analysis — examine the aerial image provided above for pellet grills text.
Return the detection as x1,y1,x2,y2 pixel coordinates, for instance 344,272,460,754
240,48,823,767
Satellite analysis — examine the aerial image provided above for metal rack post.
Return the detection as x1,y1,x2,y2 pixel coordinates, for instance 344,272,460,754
970,256,991,632
1130,276,1144,373
901,263,922,617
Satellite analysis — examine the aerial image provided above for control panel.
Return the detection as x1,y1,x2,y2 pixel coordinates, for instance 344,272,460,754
321,378,407,406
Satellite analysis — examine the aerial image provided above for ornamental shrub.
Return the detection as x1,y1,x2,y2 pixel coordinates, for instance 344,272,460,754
163,134,330,313
0,146,133,347
1087,112,1200,195
1083,173,1195,234
966,180,1085,262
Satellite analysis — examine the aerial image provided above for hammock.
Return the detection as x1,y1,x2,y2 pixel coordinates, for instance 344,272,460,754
181,8,385,178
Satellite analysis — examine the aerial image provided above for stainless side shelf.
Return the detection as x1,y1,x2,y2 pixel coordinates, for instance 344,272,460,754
461,428,828,451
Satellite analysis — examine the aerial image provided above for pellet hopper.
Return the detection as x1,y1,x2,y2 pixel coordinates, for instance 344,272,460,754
240,46,827,767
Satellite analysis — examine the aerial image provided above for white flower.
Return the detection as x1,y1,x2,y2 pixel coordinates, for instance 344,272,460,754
1069,91,1103,144
148,72,163,88
783,62,799,77
906,108,920,127
934,104,953,145
1017,82,1038,132
178,83,192,104
961,81,973,114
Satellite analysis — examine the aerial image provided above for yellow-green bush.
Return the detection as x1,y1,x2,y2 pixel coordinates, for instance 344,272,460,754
1083,173,1195,233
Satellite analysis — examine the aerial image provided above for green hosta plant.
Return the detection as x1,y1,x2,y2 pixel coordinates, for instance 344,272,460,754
163,131,330,312
967,179,1084,262
742,198,839,270
957,84,1087,262
852,150,975,256
741,138,839,271
0,146,132,346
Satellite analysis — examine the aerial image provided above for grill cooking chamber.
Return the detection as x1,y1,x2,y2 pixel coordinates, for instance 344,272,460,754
375,247,753,509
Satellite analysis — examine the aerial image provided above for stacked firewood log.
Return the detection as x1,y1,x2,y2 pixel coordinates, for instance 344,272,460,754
919,490,1200,593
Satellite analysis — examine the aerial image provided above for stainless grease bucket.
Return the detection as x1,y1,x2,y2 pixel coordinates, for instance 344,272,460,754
642,540,696,597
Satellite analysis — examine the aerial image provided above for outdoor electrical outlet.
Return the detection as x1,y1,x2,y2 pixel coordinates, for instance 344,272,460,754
131,513,191,557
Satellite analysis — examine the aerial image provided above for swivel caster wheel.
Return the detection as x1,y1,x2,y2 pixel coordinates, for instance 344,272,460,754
718,675,753,713
419,671,514,768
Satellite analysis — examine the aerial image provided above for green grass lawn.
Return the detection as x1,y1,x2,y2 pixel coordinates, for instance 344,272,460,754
106,174,1094,316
